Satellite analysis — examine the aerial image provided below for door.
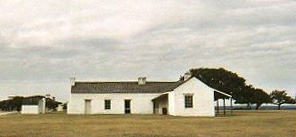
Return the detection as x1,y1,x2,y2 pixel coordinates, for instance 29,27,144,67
153,101,159,114
124,100,131,114
85,100,91,114
162,108,167,115
153,101,156,114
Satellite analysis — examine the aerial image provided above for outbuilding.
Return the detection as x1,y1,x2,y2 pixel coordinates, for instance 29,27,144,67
21,96,46,114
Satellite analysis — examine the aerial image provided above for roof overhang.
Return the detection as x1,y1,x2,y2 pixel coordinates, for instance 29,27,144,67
214,90,232,97
152,92,169,101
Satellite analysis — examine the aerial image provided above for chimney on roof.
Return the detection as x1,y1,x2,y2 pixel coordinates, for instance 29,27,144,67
70,77,76,86
138,77,146,85
184,71,191,81
45,94,51,98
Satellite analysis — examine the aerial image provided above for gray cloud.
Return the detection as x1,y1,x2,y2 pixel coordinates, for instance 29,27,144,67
0,0,295,101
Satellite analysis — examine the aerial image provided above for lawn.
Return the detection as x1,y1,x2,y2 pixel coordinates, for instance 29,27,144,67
0,110,295,137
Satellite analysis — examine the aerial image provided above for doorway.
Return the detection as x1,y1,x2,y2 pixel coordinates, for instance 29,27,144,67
124,100,131,114
85,99,91,114
162,108,167,115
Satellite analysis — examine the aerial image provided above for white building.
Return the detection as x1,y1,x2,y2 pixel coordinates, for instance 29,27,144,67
68,76,231,117
21,96,46,114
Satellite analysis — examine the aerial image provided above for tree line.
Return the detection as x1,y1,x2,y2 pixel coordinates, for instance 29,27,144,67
182,68,296,110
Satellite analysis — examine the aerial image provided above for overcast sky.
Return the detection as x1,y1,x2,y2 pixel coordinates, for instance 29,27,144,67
0,0,295,102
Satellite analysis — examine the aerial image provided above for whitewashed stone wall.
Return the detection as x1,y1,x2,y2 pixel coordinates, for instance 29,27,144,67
68,77,217,116
168,78,215,117
68,93,161,114
38,98,46,114
168,91,175,115
21,98,46,114
21,105,39,114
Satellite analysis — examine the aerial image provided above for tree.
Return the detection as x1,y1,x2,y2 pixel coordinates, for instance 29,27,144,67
270,90,296,110
235,85,271,109
251,88,271,110
11,96,24,112
190,68,247,100
189,68,271,109
235,85,255,109
0,96,24,111
46,98,62,111
0,96,62,112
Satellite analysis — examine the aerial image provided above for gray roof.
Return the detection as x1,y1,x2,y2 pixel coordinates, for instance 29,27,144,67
71,81,185,94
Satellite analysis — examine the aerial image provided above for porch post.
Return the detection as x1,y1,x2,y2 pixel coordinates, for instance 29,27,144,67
167,94,169,115
230,97,233,114
216,99,219,115
223,98,226,116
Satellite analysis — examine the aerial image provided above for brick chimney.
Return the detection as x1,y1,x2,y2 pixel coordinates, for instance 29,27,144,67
138,77,146,85
45,94,51,99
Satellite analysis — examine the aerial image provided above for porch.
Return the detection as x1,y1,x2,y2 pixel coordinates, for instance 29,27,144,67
152,93,168,115
151,90,233,116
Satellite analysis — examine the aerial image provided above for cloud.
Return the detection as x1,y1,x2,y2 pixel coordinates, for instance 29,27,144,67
0,0,296,101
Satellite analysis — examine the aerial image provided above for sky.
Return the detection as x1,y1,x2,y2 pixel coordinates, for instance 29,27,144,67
0,0,295,102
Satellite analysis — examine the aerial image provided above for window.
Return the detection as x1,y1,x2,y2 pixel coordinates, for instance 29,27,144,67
184,95,193,108
105,100,111,110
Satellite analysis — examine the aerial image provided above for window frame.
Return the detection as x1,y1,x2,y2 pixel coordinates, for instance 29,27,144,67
184,94,194,108
104,99,111,110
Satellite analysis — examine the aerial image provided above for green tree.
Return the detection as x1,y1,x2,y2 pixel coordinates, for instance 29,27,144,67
251,88,271,110
235,85,254,109
46,98,62,111
234,85,271,109
270,90,296,110
11,96,24,111
189,68,271,109
190,68,246,100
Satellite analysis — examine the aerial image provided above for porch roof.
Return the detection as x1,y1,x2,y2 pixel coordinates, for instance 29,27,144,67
152,93,168,101
151,90,232,102
214,90,232,97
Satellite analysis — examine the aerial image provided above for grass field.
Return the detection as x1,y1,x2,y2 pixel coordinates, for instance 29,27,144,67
0,110,295,137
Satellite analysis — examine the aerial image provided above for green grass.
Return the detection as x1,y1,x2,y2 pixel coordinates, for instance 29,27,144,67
0,110,295,137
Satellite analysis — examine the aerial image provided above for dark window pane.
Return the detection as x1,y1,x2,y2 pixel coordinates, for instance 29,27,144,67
105,100,111,110
185,95,193,108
